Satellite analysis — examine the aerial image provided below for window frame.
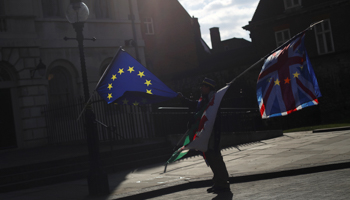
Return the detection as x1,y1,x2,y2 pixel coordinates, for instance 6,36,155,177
95,0,110,19
41,0,64,18
275,29,291,47
314,19,335,55
143,17,154,35
284,0,302,10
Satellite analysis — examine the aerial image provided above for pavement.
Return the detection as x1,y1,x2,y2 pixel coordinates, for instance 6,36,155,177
1,127,350,200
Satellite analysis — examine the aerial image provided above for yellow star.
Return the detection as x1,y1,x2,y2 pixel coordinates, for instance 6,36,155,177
118,68,124,75
114,103,118,105
146,89,152,94
111,74,117,81
267,77,272,82
133,101,139,106
300,65,304,71
274,79,280,86
122,98,128,105
293,71,300,78
284,77,291,84
107,83,113,90
144,79,152,86
137,71,145,78
127,66,135,73
107,93,113,100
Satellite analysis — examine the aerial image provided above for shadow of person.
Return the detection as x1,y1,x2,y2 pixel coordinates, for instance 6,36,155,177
212,191,234,200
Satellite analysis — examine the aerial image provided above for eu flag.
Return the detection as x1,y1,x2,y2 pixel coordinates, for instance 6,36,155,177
256,32,321,118
96,49,177,105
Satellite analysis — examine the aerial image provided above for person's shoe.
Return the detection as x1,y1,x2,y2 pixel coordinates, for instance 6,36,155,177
212,186,230,194
207,186,216,193
207,186,230,193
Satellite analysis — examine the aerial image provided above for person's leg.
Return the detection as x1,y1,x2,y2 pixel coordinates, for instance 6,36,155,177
206,150,230,189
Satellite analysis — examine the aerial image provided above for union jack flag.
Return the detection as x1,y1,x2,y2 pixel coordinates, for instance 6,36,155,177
257,32,321,118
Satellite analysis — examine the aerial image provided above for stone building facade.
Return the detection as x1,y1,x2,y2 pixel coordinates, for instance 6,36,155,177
0,0,146,149
137,0,210,79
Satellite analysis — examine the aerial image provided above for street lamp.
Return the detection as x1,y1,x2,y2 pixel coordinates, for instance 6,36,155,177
30,59,46,78
65,0,109,195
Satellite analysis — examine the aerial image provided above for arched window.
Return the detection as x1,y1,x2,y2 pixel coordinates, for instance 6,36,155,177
0,67,12,82
48,66,73,104
99,58,113,76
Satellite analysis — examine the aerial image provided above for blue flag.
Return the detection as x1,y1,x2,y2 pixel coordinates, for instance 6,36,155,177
96,49,177,105
256,32,321,118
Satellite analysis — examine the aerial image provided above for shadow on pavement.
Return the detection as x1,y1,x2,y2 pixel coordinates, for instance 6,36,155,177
212,191,234,200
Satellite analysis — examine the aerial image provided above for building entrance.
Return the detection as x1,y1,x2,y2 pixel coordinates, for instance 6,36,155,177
0,88,17,149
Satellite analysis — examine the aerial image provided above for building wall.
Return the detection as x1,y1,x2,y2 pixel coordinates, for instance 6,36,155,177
0,0,146,149
243,0,350,123
167,0,350,129
137,0,201,78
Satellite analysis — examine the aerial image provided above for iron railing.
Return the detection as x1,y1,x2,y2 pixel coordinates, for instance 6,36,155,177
42,94,268,145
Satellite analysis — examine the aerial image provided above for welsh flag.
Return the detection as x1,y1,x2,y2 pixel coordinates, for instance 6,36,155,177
165,85,230,169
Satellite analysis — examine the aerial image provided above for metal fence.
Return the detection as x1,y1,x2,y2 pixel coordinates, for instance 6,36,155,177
43,95,156,144
43,95,265,145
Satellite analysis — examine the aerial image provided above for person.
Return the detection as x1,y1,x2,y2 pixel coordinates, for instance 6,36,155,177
179,77,230,193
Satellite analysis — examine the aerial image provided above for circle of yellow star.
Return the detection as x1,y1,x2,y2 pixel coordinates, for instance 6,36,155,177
274,79,280,86
107,93,113,100
127,66,135,73
122,98,128,105
293,71,300,78
137,71,145,78
107,83,113,90
118,68,124,75
144,79,152,86
111,74,117,81
146,89,152,94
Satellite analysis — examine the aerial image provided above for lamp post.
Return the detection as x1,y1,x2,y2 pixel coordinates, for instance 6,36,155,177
30,59,46,78
65,0,109,195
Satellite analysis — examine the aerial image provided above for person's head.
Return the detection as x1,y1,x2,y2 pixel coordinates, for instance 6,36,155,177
200,78,216,95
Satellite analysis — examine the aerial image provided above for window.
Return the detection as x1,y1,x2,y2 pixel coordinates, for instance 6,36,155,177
48,66,73,104
284,0,301,9
143,17,154,35
42,0,63,18
275,29,290,47
314,19,334,55
95,0,109,19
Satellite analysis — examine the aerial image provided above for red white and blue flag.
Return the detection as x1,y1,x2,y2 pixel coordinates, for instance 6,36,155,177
257,32,321,119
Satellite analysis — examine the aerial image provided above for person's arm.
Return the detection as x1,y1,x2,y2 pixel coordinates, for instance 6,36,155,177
177,92,197,109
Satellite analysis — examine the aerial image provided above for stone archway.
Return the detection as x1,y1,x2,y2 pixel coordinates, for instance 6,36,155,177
48,66,74,104
47,60,78,104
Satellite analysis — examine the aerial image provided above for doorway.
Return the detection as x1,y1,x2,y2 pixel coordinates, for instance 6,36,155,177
0,88,17,149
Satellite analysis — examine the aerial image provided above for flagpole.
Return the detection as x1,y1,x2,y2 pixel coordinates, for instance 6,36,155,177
77,90,96,121
227,57,266,85
94,47,124,91
227,20,324,85
268,20,323,57
77,47,125,121
169,21,324,173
